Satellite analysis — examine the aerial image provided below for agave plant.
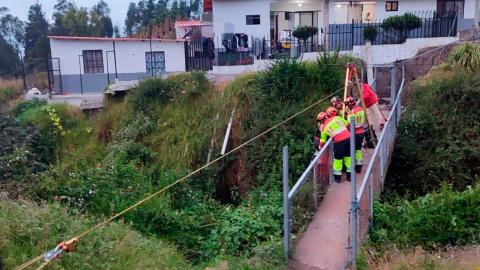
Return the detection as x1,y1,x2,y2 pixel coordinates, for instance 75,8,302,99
447,42,480,73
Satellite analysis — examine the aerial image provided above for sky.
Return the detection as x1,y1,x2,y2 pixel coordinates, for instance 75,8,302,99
2,0,131,33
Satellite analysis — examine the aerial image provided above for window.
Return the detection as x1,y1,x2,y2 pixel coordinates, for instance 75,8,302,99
145,51,165,76
285,12,291,20
82,50,104,74
385,1,398,11
246,15,260,25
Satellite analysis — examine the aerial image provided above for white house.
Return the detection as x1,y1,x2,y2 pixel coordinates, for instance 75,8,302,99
212,0,478,44
48,36,187,94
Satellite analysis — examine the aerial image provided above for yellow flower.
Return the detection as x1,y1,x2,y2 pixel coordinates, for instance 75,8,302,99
53,122,59,126
58,126,63,130
61,131,66,136
53,130,57,134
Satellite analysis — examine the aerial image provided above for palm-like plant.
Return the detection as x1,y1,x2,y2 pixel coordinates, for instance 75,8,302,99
448,42,480,73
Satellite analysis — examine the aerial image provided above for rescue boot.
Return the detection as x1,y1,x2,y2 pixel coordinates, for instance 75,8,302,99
364,125,378,149
346,172,351,182
334,174,341,183
355,165,362,173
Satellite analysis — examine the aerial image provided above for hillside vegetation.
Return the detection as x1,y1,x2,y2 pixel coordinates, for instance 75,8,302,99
362,43,480,268
0,54,358,269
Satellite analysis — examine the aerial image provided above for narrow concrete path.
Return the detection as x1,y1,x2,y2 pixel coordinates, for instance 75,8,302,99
292,106,388,270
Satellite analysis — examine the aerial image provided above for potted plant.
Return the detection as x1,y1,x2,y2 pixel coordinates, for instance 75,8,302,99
363,26,378,44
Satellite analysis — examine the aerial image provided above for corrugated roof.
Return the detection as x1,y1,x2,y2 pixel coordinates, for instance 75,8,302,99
47,36,185,42
174,21,212,27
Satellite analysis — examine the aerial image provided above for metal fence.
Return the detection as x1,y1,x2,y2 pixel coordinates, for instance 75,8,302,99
347,64,404,267
214,34,322,66
326,10,458,51
282,138,334,259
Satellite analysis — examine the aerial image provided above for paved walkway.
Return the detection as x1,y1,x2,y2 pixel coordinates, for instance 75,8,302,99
292,106,388,270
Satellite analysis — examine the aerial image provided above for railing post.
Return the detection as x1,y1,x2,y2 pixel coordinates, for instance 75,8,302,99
369,172,374,224
313,162,318,210
379,140,384,188
390,67,397,107
283,146,290,260
349,117,357,269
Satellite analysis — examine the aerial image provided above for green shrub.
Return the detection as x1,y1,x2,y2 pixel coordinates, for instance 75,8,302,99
371,184,480,249
447,42,480,73
0,200,192,270
363,26,378,42
382,13,422,43
386,71,480,197
10,98,46,117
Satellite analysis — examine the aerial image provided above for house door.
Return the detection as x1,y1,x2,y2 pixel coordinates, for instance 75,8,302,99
437,0,464,18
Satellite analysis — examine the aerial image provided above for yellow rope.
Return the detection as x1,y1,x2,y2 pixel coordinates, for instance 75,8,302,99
14,89,342,270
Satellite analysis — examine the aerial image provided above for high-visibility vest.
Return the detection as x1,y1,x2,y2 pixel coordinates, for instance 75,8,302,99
348,105,366,134
320,116,350,143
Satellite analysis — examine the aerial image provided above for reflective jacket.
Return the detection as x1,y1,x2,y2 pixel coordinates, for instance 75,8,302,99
348,105,365,135
320,116,350,145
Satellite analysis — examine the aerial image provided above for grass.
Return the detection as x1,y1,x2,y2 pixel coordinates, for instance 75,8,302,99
0,199,193,270
359,245,480,270
0,78,22,103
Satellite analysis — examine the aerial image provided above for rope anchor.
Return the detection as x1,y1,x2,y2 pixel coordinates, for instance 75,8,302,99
44,238,77,262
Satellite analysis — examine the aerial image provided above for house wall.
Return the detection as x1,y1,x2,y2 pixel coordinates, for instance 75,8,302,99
50,38,185,94
213,0,272,40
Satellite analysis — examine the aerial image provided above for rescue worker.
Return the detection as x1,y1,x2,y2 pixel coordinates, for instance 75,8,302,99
345,96,365,173
317,109,351,183
330,96,347,119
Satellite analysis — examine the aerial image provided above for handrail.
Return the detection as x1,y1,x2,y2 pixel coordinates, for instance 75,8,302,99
356,69,405,201
288,138,333,199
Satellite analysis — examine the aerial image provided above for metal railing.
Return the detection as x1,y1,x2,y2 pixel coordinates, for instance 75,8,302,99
348,63,405,268
282,138,333,259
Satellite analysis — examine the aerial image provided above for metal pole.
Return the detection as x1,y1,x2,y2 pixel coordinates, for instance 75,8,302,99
283,146,290,260
390,67,397,107
349,116,357,269
313,162,318,210
113,41,118,82
369,172,374,224
21,54,27,91
221,107,236,155
78,55,83,95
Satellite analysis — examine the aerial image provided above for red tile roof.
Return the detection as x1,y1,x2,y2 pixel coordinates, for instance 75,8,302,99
47,36,185,42
174,21,212,27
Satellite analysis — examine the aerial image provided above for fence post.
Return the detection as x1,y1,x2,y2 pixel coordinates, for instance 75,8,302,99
351,19,355,50
390,67,397,107
369,172,374,224
349,117,357,269
313,161,318,210
283,146,290,260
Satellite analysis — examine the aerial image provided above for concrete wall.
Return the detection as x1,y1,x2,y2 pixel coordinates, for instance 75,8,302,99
352,36,457,65
50,38,186,93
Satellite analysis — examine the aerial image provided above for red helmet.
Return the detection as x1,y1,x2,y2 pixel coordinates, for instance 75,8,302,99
345,96,357,108
316,112,328,123
330,97,338,107
326,106,338,118
331,96,343,109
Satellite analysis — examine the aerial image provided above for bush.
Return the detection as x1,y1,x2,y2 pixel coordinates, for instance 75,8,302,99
382,13,422,43
386,70,480,197
371,184,480,249
10,98,46,117
447,42,480,73
0,200,192,270
363,26,378,43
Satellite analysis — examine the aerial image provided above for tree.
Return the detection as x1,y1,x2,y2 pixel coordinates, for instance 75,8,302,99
63,4,106,37
0,7,25,52
92,0,113,37
51,0,73,36
0,34,21,77
25,3,50,72
292,26,318,52
113,25,121,38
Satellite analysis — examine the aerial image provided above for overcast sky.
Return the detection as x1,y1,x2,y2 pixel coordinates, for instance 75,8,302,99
2,0,130,33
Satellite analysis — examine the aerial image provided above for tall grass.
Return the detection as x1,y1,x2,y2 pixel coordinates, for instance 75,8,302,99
0,78,22,103
0,200,192,270
448,42,480,73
